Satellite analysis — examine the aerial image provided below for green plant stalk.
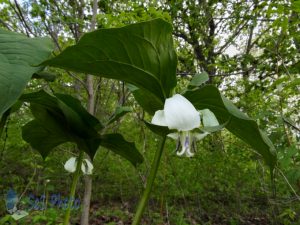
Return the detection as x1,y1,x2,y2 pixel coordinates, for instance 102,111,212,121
63,150,84,225
132,136,167,225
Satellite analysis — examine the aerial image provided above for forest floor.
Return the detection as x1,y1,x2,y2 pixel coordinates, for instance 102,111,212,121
86,200,273,225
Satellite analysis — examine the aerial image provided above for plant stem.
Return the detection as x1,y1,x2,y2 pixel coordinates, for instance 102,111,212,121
132,136,167,225
63,150,84,225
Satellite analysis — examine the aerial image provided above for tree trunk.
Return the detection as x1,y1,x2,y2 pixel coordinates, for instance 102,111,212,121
80,0,97,224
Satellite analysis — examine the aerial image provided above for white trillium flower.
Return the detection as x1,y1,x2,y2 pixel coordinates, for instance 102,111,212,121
151,94,219,157
64,157,94,175
64,157,77,173
81,159,94,175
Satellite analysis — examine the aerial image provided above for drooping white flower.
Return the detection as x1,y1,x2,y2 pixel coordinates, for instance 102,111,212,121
151,94,219,157
64,157,77,173
152,94,200,131
81,159,94,175
64,157,94,175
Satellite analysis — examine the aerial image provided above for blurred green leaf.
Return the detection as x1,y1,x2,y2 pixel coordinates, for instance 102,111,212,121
188,72,209,87
32,71,56,82
292,0,300,12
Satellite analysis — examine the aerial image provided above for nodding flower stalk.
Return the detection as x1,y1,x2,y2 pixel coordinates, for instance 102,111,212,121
132,136,166,225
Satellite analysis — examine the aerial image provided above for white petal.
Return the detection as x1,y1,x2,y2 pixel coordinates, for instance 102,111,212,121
167,133,179,140
183,132,194,157
81,159,94,175
164,94,200,131
194,132,209,140
176,131,190,157
200,109,219,127
185,147,194,157
151,110,168,126
176,145,186,156
64,157,77,173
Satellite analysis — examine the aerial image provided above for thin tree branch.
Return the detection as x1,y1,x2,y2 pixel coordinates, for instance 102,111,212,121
43,21,62,52
52,0,77,39
214,17,275,22
283,118,300,133
67,71,88,92
0,18,12,30
277,167,300,201
216,21,249,55
9,1,29,36
12,0,35,36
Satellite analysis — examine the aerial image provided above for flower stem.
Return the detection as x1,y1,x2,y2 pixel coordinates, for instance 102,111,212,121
63,150,84,225
132,136,167,225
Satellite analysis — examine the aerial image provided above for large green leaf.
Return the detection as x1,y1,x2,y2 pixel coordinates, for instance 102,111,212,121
0,28,53,116
21,91,101,158
184,85,277,170
20,91,143,166
127,84,163,115
0,101,22,137
42,18,177,102
99,134,143,167
22,108,73,158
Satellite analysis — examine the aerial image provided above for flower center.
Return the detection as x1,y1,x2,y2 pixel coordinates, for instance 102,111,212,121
176,131,194,157
184,135,190,149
